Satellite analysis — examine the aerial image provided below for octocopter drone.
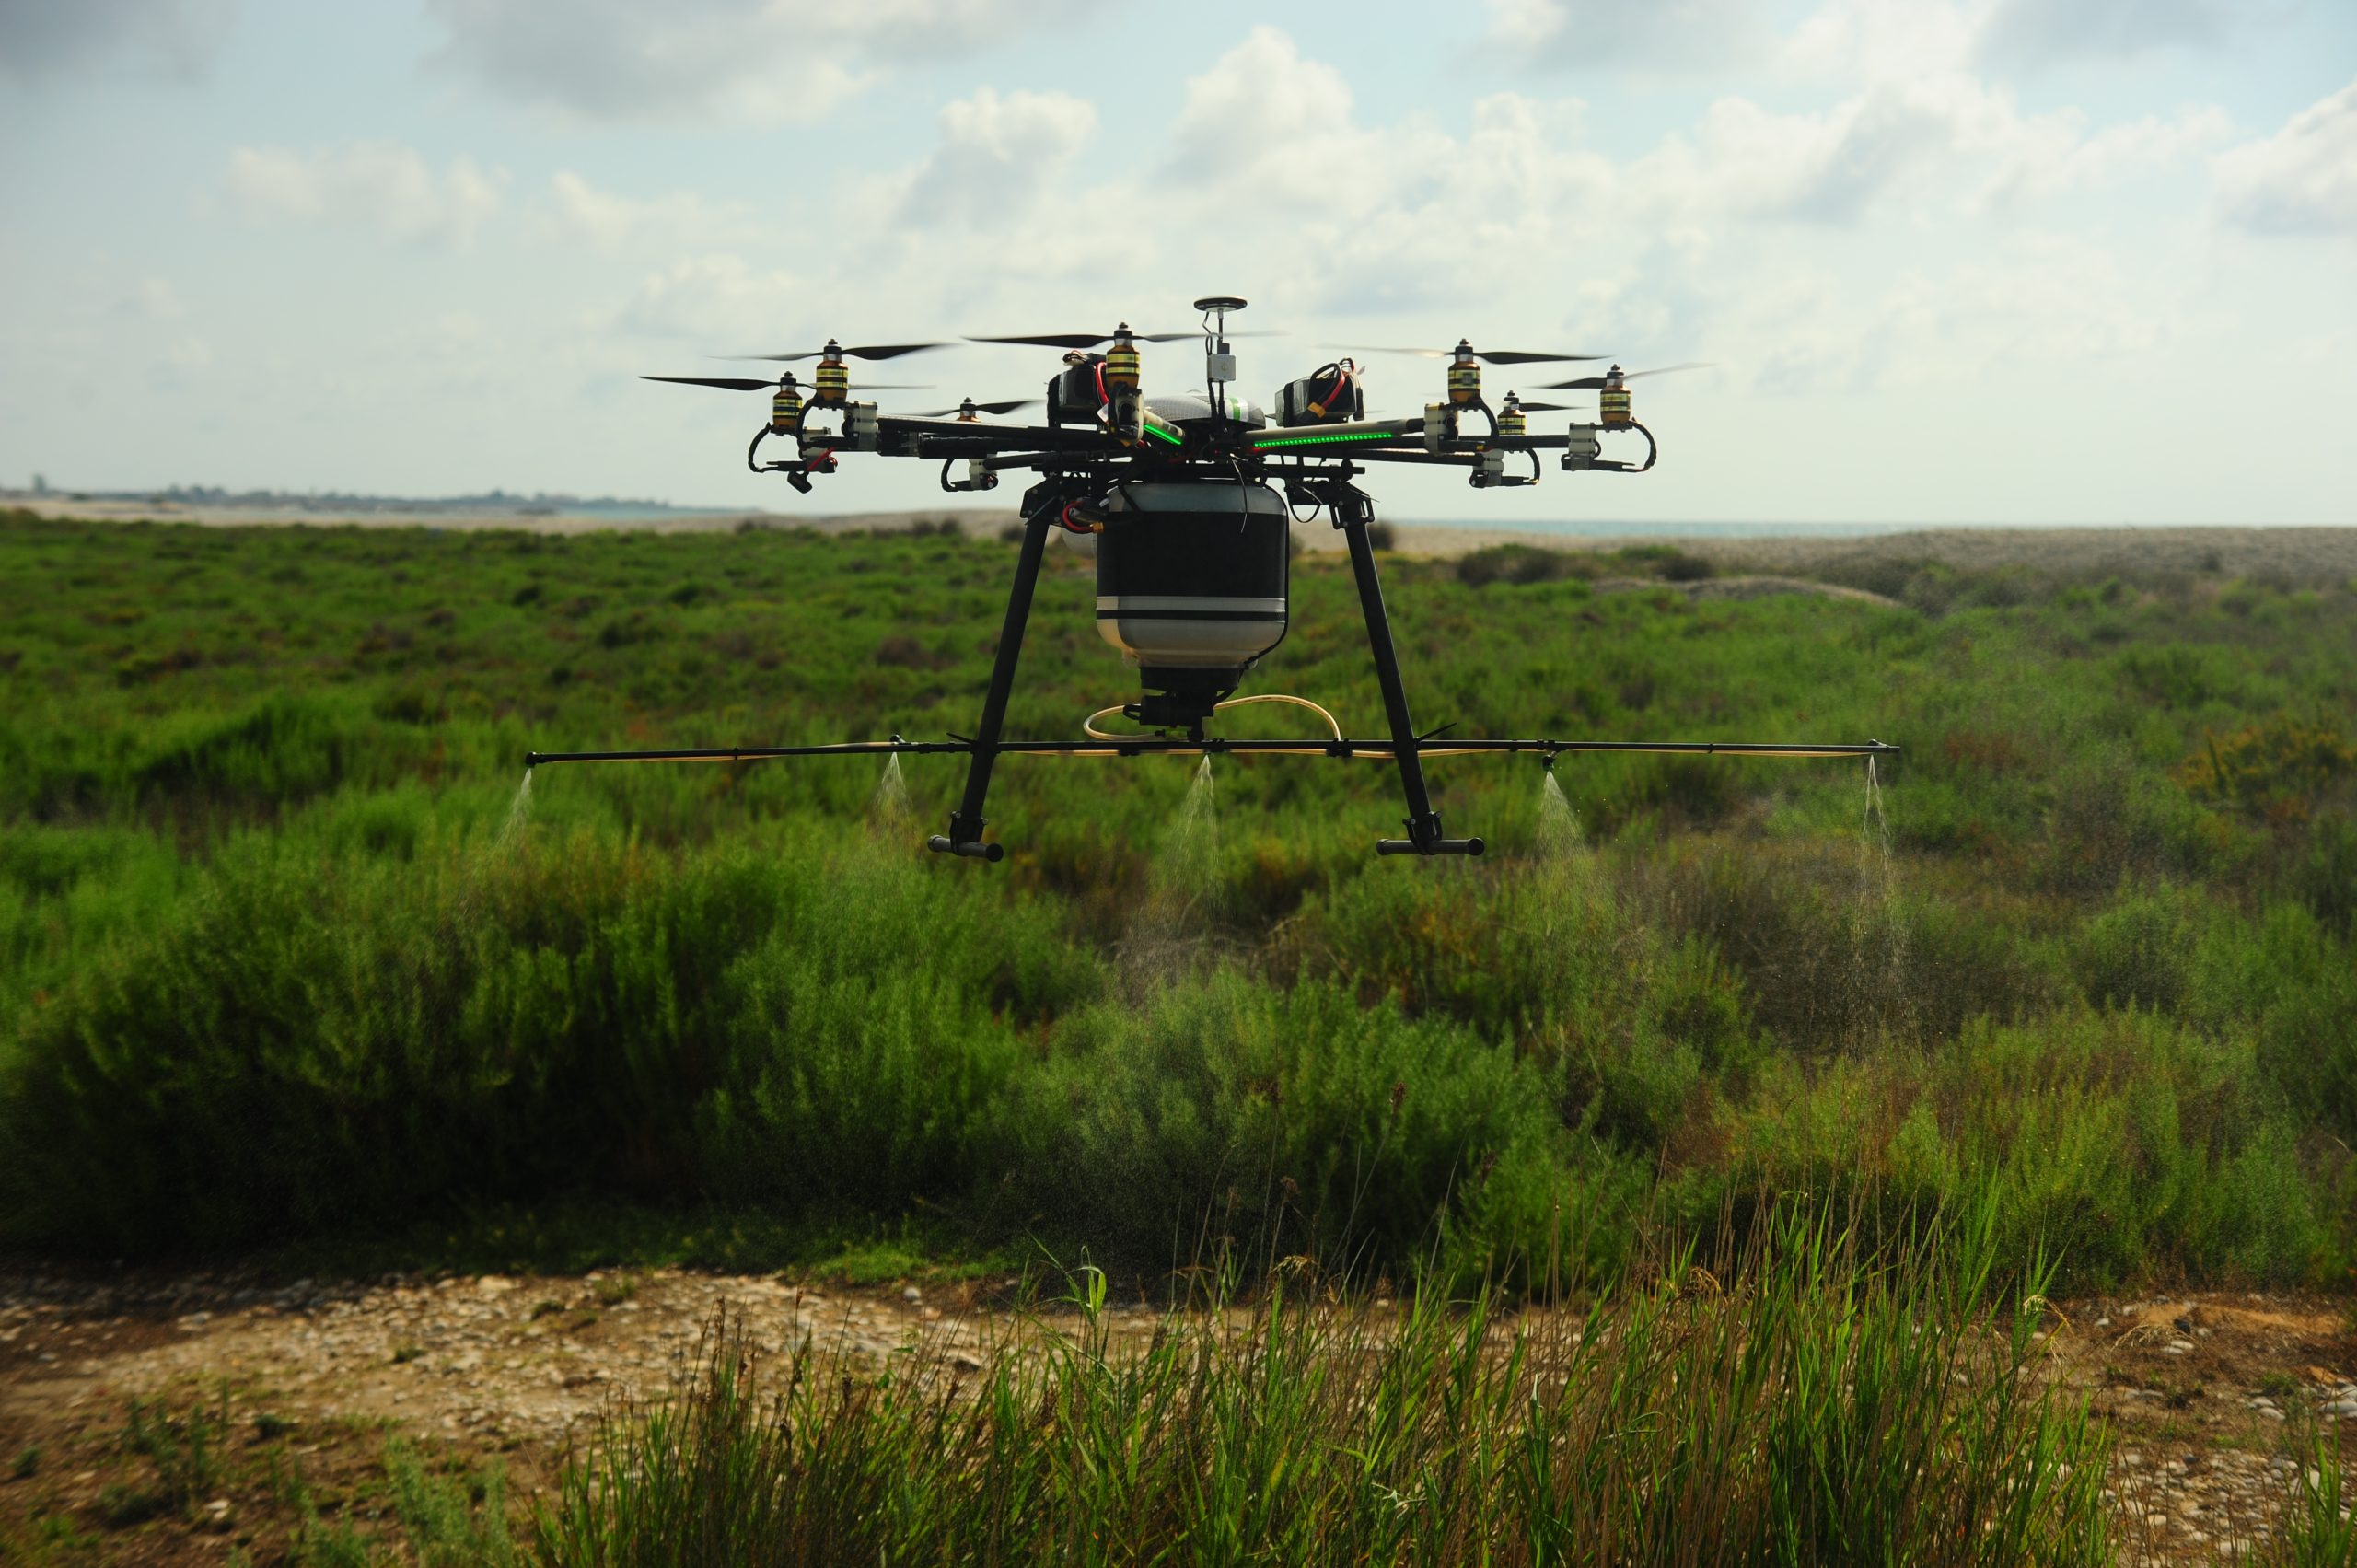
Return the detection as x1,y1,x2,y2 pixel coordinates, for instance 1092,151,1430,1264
528,297,1896,861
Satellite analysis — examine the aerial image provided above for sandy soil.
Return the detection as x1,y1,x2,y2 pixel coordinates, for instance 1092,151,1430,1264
1366,524,2357,580
3,1263,2350,1565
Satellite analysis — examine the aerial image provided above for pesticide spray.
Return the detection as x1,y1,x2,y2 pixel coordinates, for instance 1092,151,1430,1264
1847,753,1910,1043
497,767,535,849
868,752,914,830
1122,757,1225,987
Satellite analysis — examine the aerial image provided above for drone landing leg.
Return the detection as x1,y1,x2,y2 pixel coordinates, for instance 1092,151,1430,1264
1339,501,1485,858
929,503,1054,862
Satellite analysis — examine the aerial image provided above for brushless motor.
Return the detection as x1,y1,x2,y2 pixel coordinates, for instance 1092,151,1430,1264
1600,366,1631,425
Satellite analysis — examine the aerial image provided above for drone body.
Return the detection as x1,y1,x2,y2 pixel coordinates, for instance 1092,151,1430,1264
532,299,1894,862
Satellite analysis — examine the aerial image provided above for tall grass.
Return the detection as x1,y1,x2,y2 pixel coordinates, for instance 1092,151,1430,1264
2260,1429,2357,1568
537,1202,2112,1567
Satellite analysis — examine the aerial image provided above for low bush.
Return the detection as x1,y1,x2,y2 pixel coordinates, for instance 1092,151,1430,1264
988,973,1607,1284
0,827,1097,1251
1456,543,1589,587
1700,1008,2330,1288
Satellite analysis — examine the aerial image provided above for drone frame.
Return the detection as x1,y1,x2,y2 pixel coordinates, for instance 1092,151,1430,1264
534,311,1898,860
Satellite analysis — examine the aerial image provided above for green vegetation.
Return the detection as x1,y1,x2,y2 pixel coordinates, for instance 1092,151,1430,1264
2271,1430,2357,1567
538,1209,2111,1567
0,509,2352,1295
104,1388,230,1526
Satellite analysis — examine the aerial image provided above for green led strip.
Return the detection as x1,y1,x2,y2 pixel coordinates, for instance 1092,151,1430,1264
1143,419,1184,447
1253,429,1406,449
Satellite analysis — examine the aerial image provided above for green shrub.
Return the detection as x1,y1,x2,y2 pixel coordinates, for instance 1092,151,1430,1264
1710,1009,2328,1288
990,973,1600,1283
1456,543,1588,588
2178,714,2355,819
2070,885,2200,1014
0,826,1097,1250
2293,814,2357,934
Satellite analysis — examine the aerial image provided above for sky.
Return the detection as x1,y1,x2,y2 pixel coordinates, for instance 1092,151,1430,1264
0,0,2351,525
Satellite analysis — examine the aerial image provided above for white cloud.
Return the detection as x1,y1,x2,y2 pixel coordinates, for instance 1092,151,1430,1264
1484,0,1771,69
1649,89,1956,226
223,142,505,245
1168,25,1358,176
1487,0,2242,80
115,277,185,320
896,87,1097,226
1974,0,2231,67
1160,28,1469,227
1972,105,2231,208
2212,77,2357,237
424,0,1084,124
0,0,229,84
615,253,801,344
546,171,738,248
1782,0,1980,83
1731,230,2171,398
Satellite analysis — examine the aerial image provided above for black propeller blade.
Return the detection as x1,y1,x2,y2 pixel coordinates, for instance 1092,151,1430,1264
966,329,1280,351
909,398,1042,419
1508,400,1587,412
1334,343,1610,366
966,330,1200,349
642,376,778,392
1537,363,1713,389
726,342,948,363
641,376,934,392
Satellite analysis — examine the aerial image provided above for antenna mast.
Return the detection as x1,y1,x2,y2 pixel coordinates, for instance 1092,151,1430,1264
1194,295,1246,425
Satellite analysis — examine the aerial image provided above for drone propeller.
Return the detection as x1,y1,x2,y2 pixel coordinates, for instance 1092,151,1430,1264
726,341,947,363
968,331,1193,349
908,398,1042,419
1506,399,1588,412
1536,363,1713,389
966,328,1280,350
1336,342,1609,366
641,376,932,392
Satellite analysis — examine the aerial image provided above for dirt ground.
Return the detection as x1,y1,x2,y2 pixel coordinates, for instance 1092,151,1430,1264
2,1263,2350,1565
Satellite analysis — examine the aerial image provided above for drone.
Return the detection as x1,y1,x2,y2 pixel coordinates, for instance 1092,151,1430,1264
528,297,1896,861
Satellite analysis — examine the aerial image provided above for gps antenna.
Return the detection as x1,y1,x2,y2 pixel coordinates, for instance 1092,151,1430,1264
1194,296,1247,424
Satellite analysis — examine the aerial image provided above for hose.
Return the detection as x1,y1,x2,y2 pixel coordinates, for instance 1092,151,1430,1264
1213,692,1341,740
1082,691,1345,743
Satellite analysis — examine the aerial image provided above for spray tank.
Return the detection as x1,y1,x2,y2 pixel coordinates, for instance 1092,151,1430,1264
1086,478,1288,736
